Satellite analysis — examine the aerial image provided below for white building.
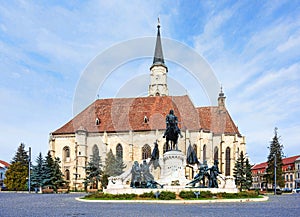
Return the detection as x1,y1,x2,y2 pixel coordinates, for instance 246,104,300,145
0,160,10,190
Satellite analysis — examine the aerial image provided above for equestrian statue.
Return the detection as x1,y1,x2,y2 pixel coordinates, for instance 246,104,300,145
163,109,183,151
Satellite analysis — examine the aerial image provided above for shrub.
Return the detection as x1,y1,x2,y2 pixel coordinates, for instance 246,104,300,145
84,192,137,200
199,191,213,199
179,191,196,199
139,191,155,199
159,191,176,200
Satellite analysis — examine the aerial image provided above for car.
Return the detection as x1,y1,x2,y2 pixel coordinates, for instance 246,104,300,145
282,188,292,193
275,188,282,195
1,186,8,191
292,188,300,193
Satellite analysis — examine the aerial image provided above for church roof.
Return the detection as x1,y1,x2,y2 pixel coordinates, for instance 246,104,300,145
52,95,240,136
197,107,240,134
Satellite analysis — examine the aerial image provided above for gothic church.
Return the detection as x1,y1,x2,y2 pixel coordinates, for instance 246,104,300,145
49,22,246,190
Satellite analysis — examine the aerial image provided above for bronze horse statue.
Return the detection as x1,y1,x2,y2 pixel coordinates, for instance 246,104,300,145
165,124,180,151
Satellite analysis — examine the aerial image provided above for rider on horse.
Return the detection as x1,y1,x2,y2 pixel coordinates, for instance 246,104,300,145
163,110,183,138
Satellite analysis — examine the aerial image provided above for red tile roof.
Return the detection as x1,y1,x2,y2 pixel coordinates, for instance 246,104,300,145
252,155,300,170
197,107,240,135
252,162,268,170
0,160,10,168
52,95,240,135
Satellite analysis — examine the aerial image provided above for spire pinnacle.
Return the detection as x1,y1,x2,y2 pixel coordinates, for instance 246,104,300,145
151,19,167,70
157,17,160,28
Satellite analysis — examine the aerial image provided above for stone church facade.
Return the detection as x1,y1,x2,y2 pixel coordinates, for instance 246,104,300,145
49,23,246,190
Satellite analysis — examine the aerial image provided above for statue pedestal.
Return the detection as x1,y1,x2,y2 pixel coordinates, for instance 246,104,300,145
158,150,188,186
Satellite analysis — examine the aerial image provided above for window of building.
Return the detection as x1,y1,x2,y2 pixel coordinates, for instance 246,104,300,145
144,116,149,123
214,146,219,161
95,118,100,125
290,183,293,188
290,174,293,181
116,144,123,160
193,144,197,158
203,144,206,161
0,172,3,179
298,164,300,170
225,147,231,176
92,145,99,157
63,146,70,162
65,169,70,181
286,174,289,181
142,144,151,160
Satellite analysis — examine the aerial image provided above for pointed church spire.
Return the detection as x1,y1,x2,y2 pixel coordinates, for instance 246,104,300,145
151,18,167,70
148,18,169,96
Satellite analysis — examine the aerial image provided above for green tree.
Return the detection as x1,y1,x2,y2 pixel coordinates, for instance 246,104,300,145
4,143,29,190
233,152,252,191
53,157,65,189
84,148,102,190
265,127,284,188
4,162,28,190
42,151,55,189
11,143,29,166
245,158,253,190
103,149,118,177
42,152,65,192
31,152,44,190
233,152,246,191
115,155,126,176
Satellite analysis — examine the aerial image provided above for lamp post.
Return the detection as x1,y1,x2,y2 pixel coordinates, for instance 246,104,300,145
28,147,31,193
274,153,277,195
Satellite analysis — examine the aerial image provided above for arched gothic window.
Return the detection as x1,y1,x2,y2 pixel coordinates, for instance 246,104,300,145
65,169,70,181
214,146,219,161
142,144,151,160
63,146,70,162
225,147,231,176
193,144,197,158
92,145,99,156
116,144,123,160
203,144,207,161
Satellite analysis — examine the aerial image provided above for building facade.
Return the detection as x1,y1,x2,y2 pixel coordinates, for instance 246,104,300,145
251,155,300,190
294,157,300,189
49,23,246,190
0,160,10,190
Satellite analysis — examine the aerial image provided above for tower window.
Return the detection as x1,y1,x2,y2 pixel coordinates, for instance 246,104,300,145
95,118,100,125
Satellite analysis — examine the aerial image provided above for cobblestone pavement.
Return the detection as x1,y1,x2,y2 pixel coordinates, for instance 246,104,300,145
0,192,299,217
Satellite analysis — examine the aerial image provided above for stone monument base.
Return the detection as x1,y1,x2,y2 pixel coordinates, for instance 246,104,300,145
158,150,188,186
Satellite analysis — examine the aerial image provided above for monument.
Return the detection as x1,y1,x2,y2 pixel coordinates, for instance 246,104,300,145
105,110,238,194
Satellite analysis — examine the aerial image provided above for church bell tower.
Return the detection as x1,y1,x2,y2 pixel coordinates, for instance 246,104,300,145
148,19,169,96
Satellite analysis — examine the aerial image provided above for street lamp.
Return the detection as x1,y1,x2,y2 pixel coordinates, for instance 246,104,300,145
274,153,277,195
28,147,31,193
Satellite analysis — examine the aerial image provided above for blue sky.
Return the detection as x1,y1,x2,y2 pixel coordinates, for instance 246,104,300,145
0,0,299,164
